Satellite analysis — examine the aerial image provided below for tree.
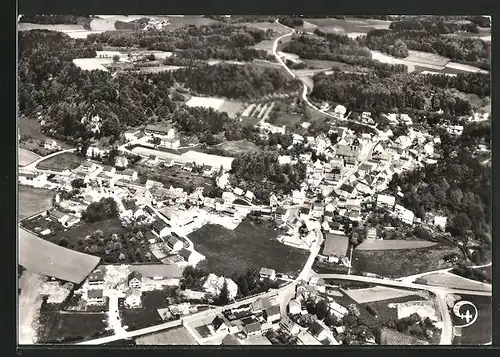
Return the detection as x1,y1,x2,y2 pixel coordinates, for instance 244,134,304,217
59,237,70,247
71,178,86,189
214,280,230,306
315,299,329,320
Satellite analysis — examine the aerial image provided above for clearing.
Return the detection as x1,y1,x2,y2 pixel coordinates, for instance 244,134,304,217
19,227,101,284
303,17,391,34
405,50,450,67
216,140,262,156
417,272,492,292
72,58,112,72
35,152,85,172
185,96,243,118
353,244,461,278
343,286,427,304
18,186,55,220
355,239,437,251
451,294,491,345
19,148,41,167
188,218,308,276
135,326,197,345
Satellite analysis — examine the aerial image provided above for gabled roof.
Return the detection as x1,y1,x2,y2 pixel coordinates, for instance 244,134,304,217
128,270,142,283
275,207,287,215
178,248,192,259
309,321,325,337
245,321,262,333
222,334,241,345
264,304,281,317
88,268,105,282
212,316,226,330
152,219,170,231
259,267,275,276
50,209,67,220
167,235,181,247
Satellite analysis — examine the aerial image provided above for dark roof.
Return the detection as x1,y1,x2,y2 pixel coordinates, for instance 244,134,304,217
128,270,142,283
50,209,67,220
167,235,181,247
102,165,114,172
300,207,311,215
212,316,226,330
324,211,334,217
276,207,287,215
81,161,94,168
178,248,192,259
264,305,281,317
222,334,241,345
340,184,355,193
246,321,262,334
122,169,136,176
309,321,325,337
336,145,355,157
88,268,105,282
88,289,103,299
152,219,170,232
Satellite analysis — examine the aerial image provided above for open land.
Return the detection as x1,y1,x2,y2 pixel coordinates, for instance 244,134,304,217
19,227,101,284
138,164,213,192
18,186,55,220
343,286,427,304
36,152,85,172
353,244,461,278
451,294,491,345
355,239,437,251
19,117,71,148
188,219,308,276
303,17,391,34
418,272,492,292
135,326,197,345
185,96,243,118
216,140,262,156
18,271,46,344
19,148,41,166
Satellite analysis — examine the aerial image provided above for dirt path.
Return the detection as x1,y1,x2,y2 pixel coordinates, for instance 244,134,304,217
18,271,45,344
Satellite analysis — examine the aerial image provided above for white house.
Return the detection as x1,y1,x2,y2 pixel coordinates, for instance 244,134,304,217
44,139,60,150
124,129,141,142
264,305,281,324
167,235,184,253
151,219,171,238
334,105,347,118
245,190,255,202
124,288,142,308
233,187,244,196
222,191,235,204
376,194,396,210
446,125,464,136
395,204,414,225
208,316,230,335
292,190,306,205
86,146,107,159
280,316,301,335
217,173,230,189
259,267,276,281
115,156,129,168
433,215,447,230
87,289,105,305
202,274,238,300
128,271,142,289
288,299,302,315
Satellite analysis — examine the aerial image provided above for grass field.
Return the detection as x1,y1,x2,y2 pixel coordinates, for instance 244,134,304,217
344,286,426,304
120,307,164,332
36,152,84,171
19,148,40,166
418,272,491,292
138,164,213,192
451,295,491,345
188,218,308,276
37,311,111,343
353,244,461,278
216,140,262,155
303,17,391,34
19,186,55,220
355,240,437,251
272,113,304,127
19,227,100,284
185,96,243,118
135,326,197,345
406,50,450,67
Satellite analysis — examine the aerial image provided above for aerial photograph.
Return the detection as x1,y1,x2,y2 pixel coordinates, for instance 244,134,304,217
17,14,491,346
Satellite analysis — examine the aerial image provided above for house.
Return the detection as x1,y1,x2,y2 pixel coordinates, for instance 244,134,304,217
299,206,311,221
128,271,142,289
322,233,348,258
338,184,356,198
209,316,230,335
275,207,289,225
87,268,105,288
278,155,292,165
433,215,447,230
202,165,213,177
366,228,377,240
101,165,116,177
320,102,331,111
333,105,347,118
221,334,242,345
252,296,274,313
245,321,263,337
292,190,306,205
222,191,235,204
293,133,305,145
395,205,414,225
124,129,141,142
178,248,203,265
44,139,60,150
145,123,176,138
446,125,464,136
202,274,238,300
259,267,276,281
376,194,396,210
245,190,255,202
79,160,99,173
309,320,338,344
87,146,107,159
167,235,184,252
124,288,142,308
288,299,302,315
161,137,181,149
263,305,281,324
233,187,244,196
115,156,129,168
87,289,105,305
151,219,171,238
329,301,348,318
121,169,138,181
346,198,361,212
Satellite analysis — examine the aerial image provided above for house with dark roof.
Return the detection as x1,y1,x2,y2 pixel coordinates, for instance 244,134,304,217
259,268,276,281
221,334,241,345
87,289,105,305
128,271,142,289
252,297,273,313
338,184,357,198
245,321,263,337
263,305,281,324
275,207,288,224
87,268,105,287
167,235,184,252
209,315,230,335
299,206,311,220
151,219,171,238
121,168,138,181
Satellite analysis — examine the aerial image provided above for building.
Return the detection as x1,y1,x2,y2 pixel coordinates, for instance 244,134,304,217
395,204,414,225
233,187,244,196
87,289,105,305
221,334,242,345
333,105,347,118
245,321,263,338
145,124,176,138
433,215,447,230
115,156,129,168
124,288,142,308
376,194,396,210
275,207,289,225
121,169,138,181
288,299,302,315
263,305,281,324
151,219,171,238
222,191,235,204
44,139,60,150
366,228,377,240
297,331,322,345
446,125,464,136
245,190,255,202
202,274,238,300
87,146,107,159
128,271,142,289
167,235,184,252
209,316,230,335
280,316,300,335
329,301,348,318
124,129,141,142
87,268,105,288
259,267,276,281
252,297,274,313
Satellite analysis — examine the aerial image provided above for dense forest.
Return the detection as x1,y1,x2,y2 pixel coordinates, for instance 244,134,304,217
86,23,275,61
310,71,474,116
278,16,304,28
282,34,407,73
172,63,301,100
19,15,90,24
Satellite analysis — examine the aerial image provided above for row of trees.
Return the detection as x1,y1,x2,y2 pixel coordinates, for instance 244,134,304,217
310,71,474,116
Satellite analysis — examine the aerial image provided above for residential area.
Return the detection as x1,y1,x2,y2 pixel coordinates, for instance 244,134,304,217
18,14,491,346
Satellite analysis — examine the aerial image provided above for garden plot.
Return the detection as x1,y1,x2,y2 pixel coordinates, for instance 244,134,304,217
136,327,197,345
18,186,55,220
389,300,439,323
406,50,450,67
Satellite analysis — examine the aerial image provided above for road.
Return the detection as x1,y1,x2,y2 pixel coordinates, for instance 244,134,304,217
22,148,77,172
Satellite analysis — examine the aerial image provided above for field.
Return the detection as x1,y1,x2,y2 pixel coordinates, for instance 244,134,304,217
405,50,450,67
157,15,218,31
19,227,101,284
19,117,71,147
185,96,243,118
352,244,461,278
17,22,103,39
73,58,112,72
451,295,492,345
417,272,492,292
19,271,46,344
303,17,391,34
18,186,55,220
119,307,164,332
343,286,426,304
216,140,262,155
37,311,111,343
188,218,308,276
139,164,213,192
19,148,40,166
36,152,84,171
355,239,437,251
135,327,197,345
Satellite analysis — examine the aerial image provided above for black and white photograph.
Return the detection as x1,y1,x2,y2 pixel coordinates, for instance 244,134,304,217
17,13,492,346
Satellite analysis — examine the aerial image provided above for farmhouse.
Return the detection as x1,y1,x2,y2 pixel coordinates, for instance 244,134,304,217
145,123,176,138
124,288,142,308
167,235,184,252
245,321,263,338
209,316,231,335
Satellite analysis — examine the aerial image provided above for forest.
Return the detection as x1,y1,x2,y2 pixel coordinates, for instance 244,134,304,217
310,71,474,116
19,15,89,24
